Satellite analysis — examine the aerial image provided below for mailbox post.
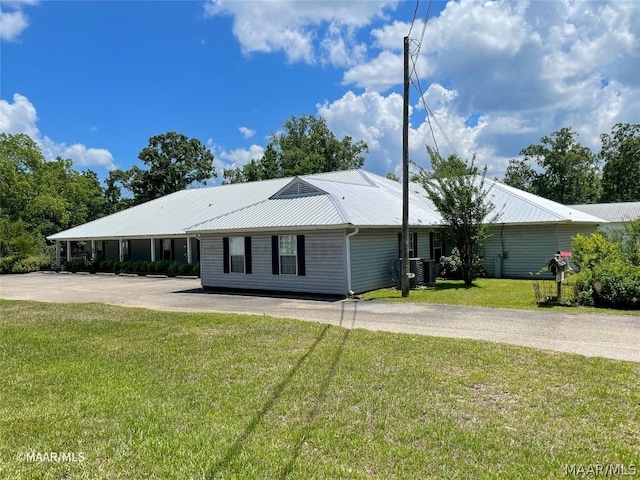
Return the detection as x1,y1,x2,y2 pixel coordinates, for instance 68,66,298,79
546,251,571,299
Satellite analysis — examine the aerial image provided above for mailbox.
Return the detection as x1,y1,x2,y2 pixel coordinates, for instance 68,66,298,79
547,251,572,298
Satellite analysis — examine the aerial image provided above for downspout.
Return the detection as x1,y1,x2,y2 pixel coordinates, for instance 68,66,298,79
345,227,359,296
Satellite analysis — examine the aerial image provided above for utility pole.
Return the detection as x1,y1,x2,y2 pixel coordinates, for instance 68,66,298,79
401,36,410,298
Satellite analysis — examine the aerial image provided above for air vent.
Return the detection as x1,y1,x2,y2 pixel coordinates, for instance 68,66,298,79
271,177,326,199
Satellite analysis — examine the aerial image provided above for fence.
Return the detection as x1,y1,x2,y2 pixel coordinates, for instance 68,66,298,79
532,280,578,305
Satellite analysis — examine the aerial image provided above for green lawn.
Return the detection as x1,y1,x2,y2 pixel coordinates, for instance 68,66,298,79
363,278,640,315
1,300,638,479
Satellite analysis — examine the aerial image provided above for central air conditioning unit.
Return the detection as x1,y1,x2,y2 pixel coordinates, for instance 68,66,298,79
408,258,425,288
390,258,426,288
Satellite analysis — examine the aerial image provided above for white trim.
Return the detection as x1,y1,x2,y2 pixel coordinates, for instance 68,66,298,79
345,227,359,295
150,238,156,262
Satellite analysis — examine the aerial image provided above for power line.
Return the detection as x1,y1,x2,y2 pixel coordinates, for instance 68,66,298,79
407,0,420,38
406,0,463,161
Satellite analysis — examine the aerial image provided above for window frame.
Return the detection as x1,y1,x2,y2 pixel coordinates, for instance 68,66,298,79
229,236,245,274
279,234,298,275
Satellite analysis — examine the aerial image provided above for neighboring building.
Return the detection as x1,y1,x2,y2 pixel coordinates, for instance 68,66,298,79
569,202,640,233
48,170,606,295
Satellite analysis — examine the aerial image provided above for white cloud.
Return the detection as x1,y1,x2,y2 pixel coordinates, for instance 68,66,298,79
209,143,265,176
0,93,39,137
0,0,38,42
0,93,116,170
238,126,255,139
0,9,28,41
204,0,398,65
335,0,639,178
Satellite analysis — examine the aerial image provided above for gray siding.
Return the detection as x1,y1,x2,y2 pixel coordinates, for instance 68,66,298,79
349,229,431,294
201,230,347,295
483,223,598,278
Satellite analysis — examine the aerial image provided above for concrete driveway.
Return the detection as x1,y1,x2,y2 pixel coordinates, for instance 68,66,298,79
1,272,639,362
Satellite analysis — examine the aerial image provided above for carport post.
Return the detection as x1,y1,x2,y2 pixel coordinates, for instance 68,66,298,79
119,240,123,262
150,238,156,262
55,241,61,270
66,241,72,263
186,237,192,264
91,240,96,261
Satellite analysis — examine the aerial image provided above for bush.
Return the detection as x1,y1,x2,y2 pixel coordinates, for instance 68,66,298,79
439,248,462,279
153,260,168,274
11,256,49,274
0,255,20,274
571,230,640,309
192,262,200,276
168,262,181,275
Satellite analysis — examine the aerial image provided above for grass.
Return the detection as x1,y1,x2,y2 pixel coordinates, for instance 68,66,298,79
1,300,639,479
363,278,640,315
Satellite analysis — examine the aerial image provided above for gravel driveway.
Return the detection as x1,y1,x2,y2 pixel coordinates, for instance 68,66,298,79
1,272,638,362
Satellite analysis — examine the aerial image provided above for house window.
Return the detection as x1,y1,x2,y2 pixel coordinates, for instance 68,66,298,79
229,237,245,273
122,240,130,261
95,241,104,259
432,232,443,260
398,232,418,258
162,239,172,261
279,235,297,275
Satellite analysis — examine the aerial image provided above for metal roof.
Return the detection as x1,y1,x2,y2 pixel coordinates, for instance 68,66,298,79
48,169,606,241
47,177,292,240
569,202,640,223
187,195,348,232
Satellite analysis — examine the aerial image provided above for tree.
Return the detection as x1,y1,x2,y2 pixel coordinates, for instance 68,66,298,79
414,147,497,286
223,115,368,183
503,127,601,204
0,133,106,255
600,123,640,202
119,132,215,204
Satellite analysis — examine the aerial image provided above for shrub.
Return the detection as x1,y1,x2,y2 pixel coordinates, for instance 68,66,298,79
571,230,640,309
11,256,49,274
168,262,181,275
192,262,200,276
0,255,20,274
439,248,462,279
153,260,168,274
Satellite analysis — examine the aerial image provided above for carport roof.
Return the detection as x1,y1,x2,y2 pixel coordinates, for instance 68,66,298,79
48,169,606,241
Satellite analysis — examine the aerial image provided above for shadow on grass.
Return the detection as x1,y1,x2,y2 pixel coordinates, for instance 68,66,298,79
207,323,332,478
278,302,356,478
371,281,480,300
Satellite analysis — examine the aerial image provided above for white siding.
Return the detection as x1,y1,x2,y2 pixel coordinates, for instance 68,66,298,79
201,230,347,295
483,223,598,278
349,229,430,294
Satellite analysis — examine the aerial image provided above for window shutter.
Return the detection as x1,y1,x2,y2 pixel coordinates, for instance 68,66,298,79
429,232,434,260
413,232,418,258
271,236,279,275
244,237,252,274
171,239,175,261
297,235,306,276
223,237,229,273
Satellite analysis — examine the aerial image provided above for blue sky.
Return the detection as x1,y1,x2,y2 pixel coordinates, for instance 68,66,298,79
1,0,639,185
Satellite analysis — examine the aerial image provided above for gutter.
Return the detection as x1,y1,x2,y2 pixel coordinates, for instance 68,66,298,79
345,227,359,296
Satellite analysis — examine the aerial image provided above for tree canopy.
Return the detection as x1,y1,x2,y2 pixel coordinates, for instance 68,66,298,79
600,123,640,203
503,127,601,204
415,147,497,286
112,131,216,205
0,133,106,257
223,115,368,183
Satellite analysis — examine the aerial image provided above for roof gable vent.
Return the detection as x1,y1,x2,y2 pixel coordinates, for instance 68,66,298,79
270,177,326,199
